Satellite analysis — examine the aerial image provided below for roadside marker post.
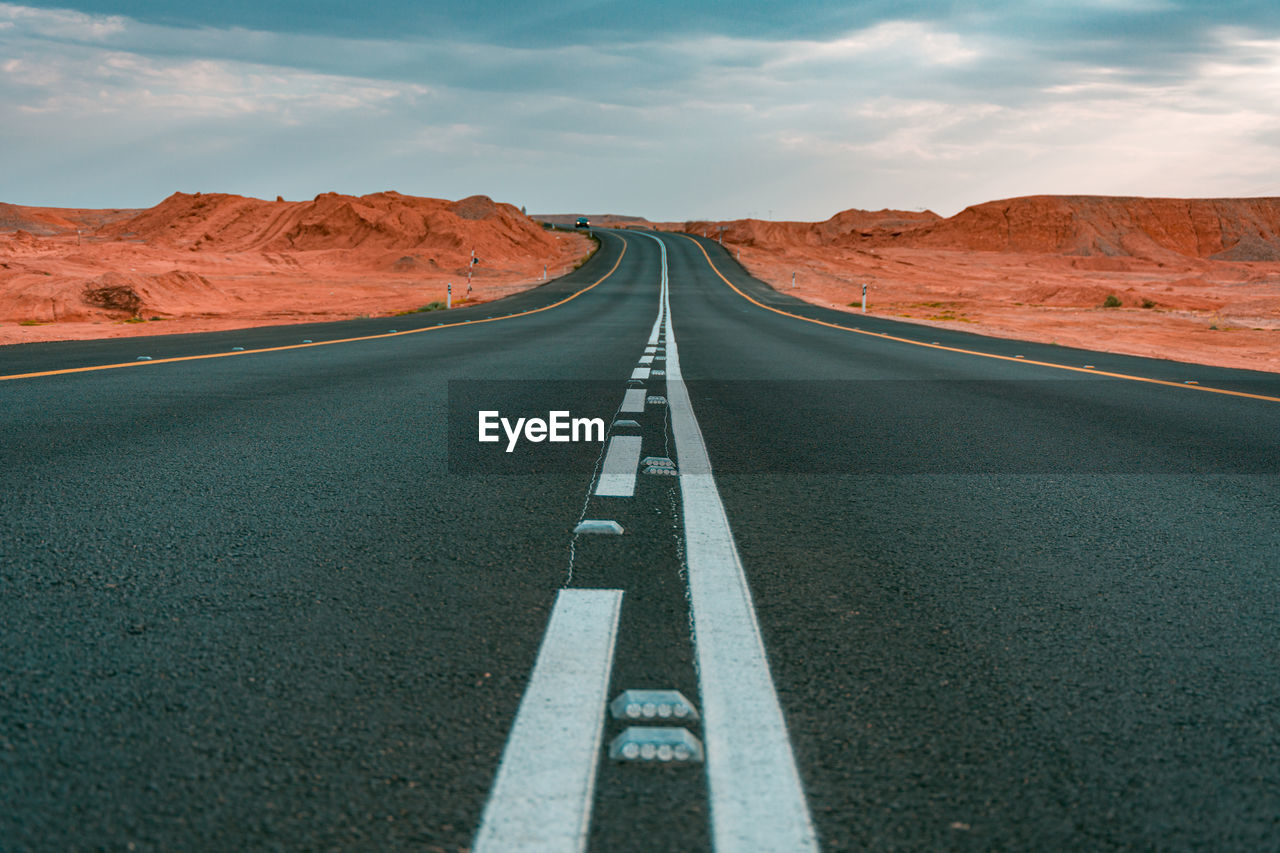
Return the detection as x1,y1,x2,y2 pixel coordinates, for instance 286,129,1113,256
862,283,867,313
447,282,452,309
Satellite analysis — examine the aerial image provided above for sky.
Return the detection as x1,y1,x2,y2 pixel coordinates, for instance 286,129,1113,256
3,1,1280,219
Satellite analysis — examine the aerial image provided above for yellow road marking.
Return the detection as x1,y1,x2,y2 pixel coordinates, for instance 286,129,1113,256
1,236,627,383
679,235,1280,405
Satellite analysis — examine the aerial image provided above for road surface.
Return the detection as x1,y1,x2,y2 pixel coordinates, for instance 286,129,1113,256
2,229,1278,850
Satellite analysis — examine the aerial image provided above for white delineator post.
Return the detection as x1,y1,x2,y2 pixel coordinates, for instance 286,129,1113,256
447,282,452,309
862,283,867,313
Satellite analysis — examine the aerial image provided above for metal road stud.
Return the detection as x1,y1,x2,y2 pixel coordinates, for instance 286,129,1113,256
613,419,641,429
646,396,667,405
609,727,704,763
574,519,624,535
610,689,699,722
640,457,676,476
651,370,665,376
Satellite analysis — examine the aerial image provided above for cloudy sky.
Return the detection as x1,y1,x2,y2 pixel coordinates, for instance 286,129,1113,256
3,1,1280,219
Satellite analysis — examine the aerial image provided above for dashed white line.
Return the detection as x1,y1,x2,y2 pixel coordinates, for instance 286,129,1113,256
595,435,643,497
639,354,655,364
631,366,651,380
473,589,624,853
639,231,818,852
620,388,647,413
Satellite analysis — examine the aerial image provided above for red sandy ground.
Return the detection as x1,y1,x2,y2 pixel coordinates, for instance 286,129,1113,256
0,192,592,346
674,196,1280,374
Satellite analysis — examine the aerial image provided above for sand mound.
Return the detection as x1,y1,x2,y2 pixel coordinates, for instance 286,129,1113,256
102,190,563,270
0,229,56,256
85,270,234,316
0,269,233,323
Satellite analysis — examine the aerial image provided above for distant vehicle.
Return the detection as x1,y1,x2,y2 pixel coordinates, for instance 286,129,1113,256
574,217,590,228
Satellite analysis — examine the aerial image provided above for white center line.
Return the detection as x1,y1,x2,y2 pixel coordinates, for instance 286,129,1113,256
638,231,818,852
648,317,662,347
620,387,647,413
595,435,644,497
473,589,624,853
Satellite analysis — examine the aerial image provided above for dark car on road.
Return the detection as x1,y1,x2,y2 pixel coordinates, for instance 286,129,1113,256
575,217,589,228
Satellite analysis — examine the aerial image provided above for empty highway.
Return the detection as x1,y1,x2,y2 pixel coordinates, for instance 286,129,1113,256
2,229,1278,851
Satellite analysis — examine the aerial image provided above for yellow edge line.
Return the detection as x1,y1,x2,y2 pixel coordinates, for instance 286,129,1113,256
0,235,627,382
679,234,1280,405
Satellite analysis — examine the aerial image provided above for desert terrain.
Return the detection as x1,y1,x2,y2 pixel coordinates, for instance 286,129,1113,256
0,192,593,346
676,196,1280,373
5,192,1279,373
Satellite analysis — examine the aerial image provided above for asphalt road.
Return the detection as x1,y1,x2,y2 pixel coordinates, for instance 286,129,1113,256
2,229,1277,851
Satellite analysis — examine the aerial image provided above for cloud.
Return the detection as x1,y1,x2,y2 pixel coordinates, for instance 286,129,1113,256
3,1,1280,216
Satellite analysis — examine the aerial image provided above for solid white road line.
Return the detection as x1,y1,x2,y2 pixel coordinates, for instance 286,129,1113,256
595,435,644,497
639,231,818,852
631,367,651,380
620,388,647,413
473,589,624,853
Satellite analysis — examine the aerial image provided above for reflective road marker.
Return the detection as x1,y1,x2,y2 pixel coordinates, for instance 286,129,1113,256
638,232,818,852
595,435,643,497
473,589,623,853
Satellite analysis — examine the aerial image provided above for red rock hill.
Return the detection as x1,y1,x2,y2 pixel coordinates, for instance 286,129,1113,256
908,195,1280,261
102,191,561,267
684,208,940,249
687,196,1280,262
